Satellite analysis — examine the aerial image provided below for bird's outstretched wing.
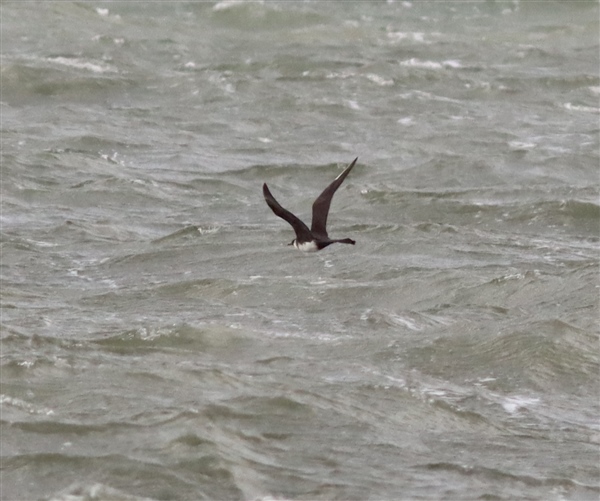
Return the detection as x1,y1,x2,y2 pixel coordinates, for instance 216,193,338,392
263,183,313,241
311,157,358,238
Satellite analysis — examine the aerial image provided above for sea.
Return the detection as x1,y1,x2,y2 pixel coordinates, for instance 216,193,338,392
1,1,599,500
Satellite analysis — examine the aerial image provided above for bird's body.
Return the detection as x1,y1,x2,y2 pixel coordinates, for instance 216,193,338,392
293,240,320,252
262,157,358,252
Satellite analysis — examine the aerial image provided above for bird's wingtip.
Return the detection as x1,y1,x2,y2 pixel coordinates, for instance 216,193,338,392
263,183,274,200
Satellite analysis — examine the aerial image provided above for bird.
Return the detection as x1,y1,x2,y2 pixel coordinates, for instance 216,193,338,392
262,157,358,252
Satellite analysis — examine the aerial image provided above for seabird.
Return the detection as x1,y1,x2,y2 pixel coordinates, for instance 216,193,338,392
263,157,358,252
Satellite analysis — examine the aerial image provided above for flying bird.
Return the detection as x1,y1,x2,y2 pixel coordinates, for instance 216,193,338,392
262,157,358,252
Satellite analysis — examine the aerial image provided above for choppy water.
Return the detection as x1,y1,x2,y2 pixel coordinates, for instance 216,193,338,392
2,2,599,500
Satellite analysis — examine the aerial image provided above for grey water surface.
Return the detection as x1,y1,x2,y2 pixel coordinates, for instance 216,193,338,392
2,1,599,500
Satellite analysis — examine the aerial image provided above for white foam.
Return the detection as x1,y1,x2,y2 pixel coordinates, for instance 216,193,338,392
47,56,114,74
365,73,394,86
509,141,536,150
501,395,540,415
400,58,462,70
387,31,425,43
564,102,600,113
213,0,263,11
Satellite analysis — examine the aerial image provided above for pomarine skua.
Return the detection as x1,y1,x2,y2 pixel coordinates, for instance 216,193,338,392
262,157,358,252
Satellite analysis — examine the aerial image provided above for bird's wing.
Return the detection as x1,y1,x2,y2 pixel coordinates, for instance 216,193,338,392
263,183,313,241
311,157,358,238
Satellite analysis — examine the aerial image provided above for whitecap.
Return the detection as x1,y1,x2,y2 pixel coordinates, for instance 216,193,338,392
400,58,462,70
47,56,115,74
564,102,600,113
365,73,394,86
501,395,540,415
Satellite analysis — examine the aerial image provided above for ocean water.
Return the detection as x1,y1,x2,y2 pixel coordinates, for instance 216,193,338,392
1,1,599,500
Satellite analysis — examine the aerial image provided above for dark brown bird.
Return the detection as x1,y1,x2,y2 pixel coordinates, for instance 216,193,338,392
263,157,358,251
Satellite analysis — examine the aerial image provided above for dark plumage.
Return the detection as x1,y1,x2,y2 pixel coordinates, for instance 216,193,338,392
263,157,358,251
